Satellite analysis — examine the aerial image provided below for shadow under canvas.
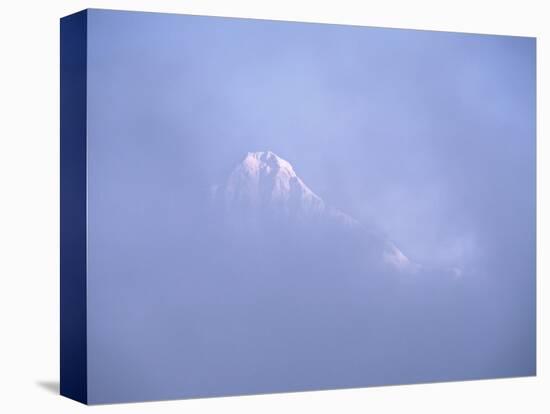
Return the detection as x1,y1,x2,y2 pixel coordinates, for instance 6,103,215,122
36,381,59,395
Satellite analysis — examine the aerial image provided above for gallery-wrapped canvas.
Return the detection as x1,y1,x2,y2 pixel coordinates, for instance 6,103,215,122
60,9,536,405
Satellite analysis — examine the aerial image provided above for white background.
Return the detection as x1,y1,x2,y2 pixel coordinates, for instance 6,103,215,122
0,0,547,412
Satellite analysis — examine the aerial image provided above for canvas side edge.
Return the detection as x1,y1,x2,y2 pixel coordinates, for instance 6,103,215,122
60,9,88,405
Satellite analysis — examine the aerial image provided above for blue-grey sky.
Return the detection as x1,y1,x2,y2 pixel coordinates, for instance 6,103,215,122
85,9,535,403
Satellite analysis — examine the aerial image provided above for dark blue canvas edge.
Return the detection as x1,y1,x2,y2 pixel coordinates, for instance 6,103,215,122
60,9,88,405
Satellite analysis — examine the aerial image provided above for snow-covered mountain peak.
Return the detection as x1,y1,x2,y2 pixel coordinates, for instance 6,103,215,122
211,151,417,273
242,151,296,177
222,151,324,214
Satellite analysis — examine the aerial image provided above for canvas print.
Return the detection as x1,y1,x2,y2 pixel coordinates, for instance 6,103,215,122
60,9,536,404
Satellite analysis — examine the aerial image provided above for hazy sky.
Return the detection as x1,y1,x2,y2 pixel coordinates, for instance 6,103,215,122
88,10,535,268
85,9,536,403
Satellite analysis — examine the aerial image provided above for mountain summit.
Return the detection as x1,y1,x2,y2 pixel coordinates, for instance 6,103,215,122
223,151,325,216
212,151,416,272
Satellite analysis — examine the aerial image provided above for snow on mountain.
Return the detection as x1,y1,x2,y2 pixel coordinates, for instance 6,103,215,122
383,242,419,273
213,151,416,273
222,151,325,214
